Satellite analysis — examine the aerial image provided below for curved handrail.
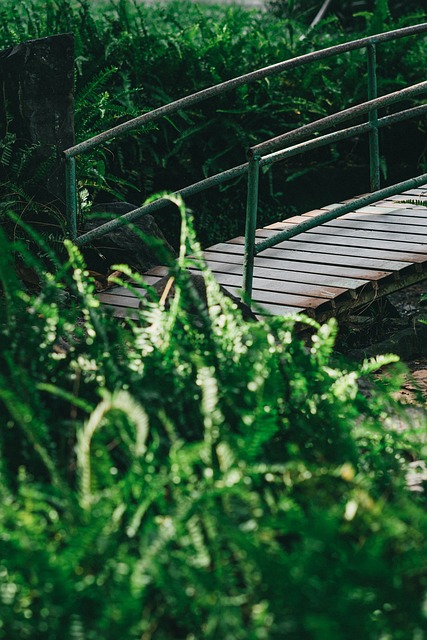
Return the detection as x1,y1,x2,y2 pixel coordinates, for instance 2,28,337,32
64,22,427,159
74,99,427,248
248,80,427,158
65,21,427,274
242,80,427,296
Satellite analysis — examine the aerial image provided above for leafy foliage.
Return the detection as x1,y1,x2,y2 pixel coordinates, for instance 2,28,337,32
265,0,426,27
0,0,426,247
0,202,426,639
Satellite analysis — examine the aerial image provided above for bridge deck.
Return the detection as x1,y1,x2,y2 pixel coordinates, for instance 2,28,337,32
98,185,427,321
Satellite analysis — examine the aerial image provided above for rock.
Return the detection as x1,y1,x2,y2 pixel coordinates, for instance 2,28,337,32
0,34,75,209
347,319,427,362
83,202,176,273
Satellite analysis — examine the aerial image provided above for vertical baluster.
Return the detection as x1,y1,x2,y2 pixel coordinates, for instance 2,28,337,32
367,42,380,191
65,156,78,242
243,154,260,301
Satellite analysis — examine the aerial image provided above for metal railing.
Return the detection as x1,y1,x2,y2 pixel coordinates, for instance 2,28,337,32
243,81,427,296
63,22,427,299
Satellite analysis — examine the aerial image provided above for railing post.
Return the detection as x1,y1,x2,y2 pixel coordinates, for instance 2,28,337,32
242,154,260,302
65,156,78,242
367,42,380,191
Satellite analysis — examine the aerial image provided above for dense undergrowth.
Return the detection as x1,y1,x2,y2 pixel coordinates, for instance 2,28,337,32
0,0,426,248
0,201,427,638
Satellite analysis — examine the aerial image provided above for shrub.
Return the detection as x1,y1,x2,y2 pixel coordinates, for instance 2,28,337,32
0,202,426,638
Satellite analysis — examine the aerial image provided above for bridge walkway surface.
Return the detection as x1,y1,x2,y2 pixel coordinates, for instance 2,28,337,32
98,184,427,322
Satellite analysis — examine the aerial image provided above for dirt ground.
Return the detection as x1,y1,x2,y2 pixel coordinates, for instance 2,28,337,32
390,284,427,402
337,281,427,405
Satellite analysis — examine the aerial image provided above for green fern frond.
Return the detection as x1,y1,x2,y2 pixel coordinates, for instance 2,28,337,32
398,199,427,207
359,353,400,375
77,66,119,106
0,132,17,168
76,390,149,509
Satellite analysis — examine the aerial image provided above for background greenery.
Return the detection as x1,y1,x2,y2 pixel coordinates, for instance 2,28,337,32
0,0,426,248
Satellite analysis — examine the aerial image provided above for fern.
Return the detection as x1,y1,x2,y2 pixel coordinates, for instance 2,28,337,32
399,199,427,207
76,390,149,509
0,132,16,168
74,66,121,140
1,206,427,638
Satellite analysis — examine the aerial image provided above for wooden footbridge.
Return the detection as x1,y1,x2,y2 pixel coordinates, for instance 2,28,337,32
96,185,427,322
63,23,427,322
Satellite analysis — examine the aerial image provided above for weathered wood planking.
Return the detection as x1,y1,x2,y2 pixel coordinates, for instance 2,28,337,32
98,184,427,320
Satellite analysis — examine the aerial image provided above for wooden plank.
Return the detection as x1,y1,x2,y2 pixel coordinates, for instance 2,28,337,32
304,204,381,216
145,265,170,277
276,211,427,228
110,306,139,320
354,205,408,214
274,239,427,264
255,227,427,255
376,201,427,209
202,250,392,281
100,274,161,288
368,204,427,212
101,185,427,320
142,275,163,285
98,292,141,308
206,280,327,310
229,235,427,264
101,278,162,297
403,187,427,193
240,287,330,310
326,204,384,214
286,202,427,217
144,267,344,299
199,259,371,290
101,280,306,317
102,270,326,312
281,209,427,227
278,208,427,230
145,260,371,293
207,242,411,272
386,193,427,200
189,269,347,300
325,213,427,230
318,225,426,247
267,221,427,247
102,286,154,299
253,303,305,316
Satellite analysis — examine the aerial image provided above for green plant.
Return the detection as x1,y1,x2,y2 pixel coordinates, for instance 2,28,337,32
0,201,426,638
265,0,427,28
399,199,427,207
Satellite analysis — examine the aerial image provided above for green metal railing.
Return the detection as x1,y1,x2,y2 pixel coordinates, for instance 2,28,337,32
63,22,427,300
242,81,427,296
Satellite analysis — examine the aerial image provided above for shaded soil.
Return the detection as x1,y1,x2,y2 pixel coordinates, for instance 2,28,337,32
336,281,427,405
388,284,427,403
